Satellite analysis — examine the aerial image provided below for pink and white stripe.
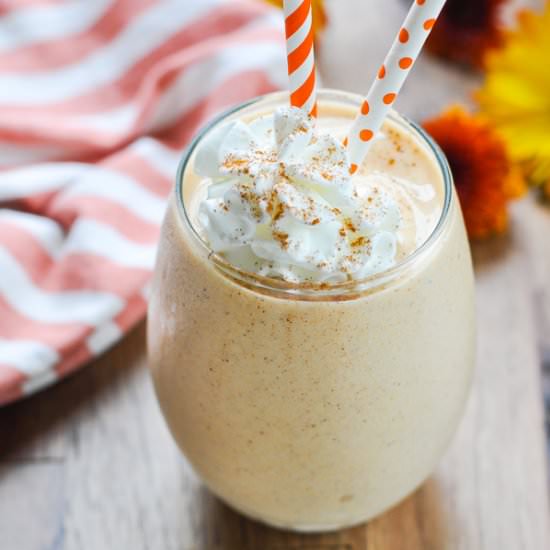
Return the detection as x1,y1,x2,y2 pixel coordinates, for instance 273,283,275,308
0,0,287,405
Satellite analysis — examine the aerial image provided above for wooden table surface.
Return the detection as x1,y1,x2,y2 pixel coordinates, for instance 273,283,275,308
2,1,550,549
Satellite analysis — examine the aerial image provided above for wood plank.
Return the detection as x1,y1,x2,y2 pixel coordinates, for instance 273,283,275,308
512,197,550,466
0,462,64,550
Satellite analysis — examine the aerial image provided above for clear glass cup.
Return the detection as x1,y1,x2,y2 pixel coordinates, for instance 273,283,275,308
147,90,476,532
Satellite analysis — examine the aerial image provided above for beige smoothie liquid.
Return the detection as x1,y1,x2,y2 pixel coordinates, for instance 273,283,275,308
148,90,475,531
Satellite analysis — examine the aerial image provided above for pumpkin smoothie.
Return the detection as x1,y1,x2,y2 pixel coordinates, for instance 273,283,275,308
147,90,475,531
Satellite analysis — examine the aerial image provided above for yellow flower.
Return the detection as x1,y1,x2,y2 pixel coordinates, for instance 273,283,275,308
263,0,327,38
423,107,526,239
476,5,550,197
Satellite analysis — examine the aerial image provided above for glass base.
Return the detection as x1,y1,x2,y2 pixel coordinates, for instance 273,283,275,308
223,498,372,534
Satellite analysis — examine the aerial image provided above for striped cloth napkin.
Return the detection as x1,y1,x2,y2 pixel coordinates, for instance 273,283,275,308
0,0,287,405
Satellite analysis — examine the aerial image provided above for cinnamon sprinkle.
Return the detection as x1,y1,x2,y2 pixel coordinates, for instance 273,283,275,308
343,218,357,233
223,156,249,170
351,236,367,248
273,202,285,221
273,230,289,249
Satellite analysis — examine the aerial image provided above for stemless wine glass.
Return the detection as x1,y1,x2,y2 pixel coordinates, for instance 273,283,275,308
147,90,475,532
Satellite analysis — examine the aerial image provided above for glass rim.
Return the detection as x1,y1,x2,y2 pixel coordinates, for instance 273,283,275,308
174,89,453,298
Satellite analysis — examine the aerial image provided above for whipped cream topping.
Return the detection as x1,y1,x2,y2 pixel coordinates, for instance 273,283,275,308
195,107,402,283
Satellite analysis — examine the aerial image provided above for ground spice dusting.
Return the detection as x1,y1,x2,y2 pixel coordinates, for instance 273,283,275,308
266,189,285,221
223,156,249,170
351,236,367,248
273,201,285,221
272,230,289,249
343,218,357,233
239,188,262,220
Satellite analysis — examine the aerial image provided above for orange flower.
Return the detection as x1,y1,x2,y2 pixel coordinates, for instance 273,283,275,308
264,0,327,38
426,0,508,68
423,107,526,239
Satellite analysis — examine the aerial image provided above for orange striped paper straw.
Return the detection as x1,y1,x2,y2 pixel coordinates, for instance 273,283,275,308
346,0,447,174
283,0,317,117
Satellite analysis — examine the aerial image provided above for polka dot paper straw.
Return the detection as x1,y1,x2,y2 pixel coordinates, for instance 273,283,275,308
284,0,317,117
346,0,447,174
